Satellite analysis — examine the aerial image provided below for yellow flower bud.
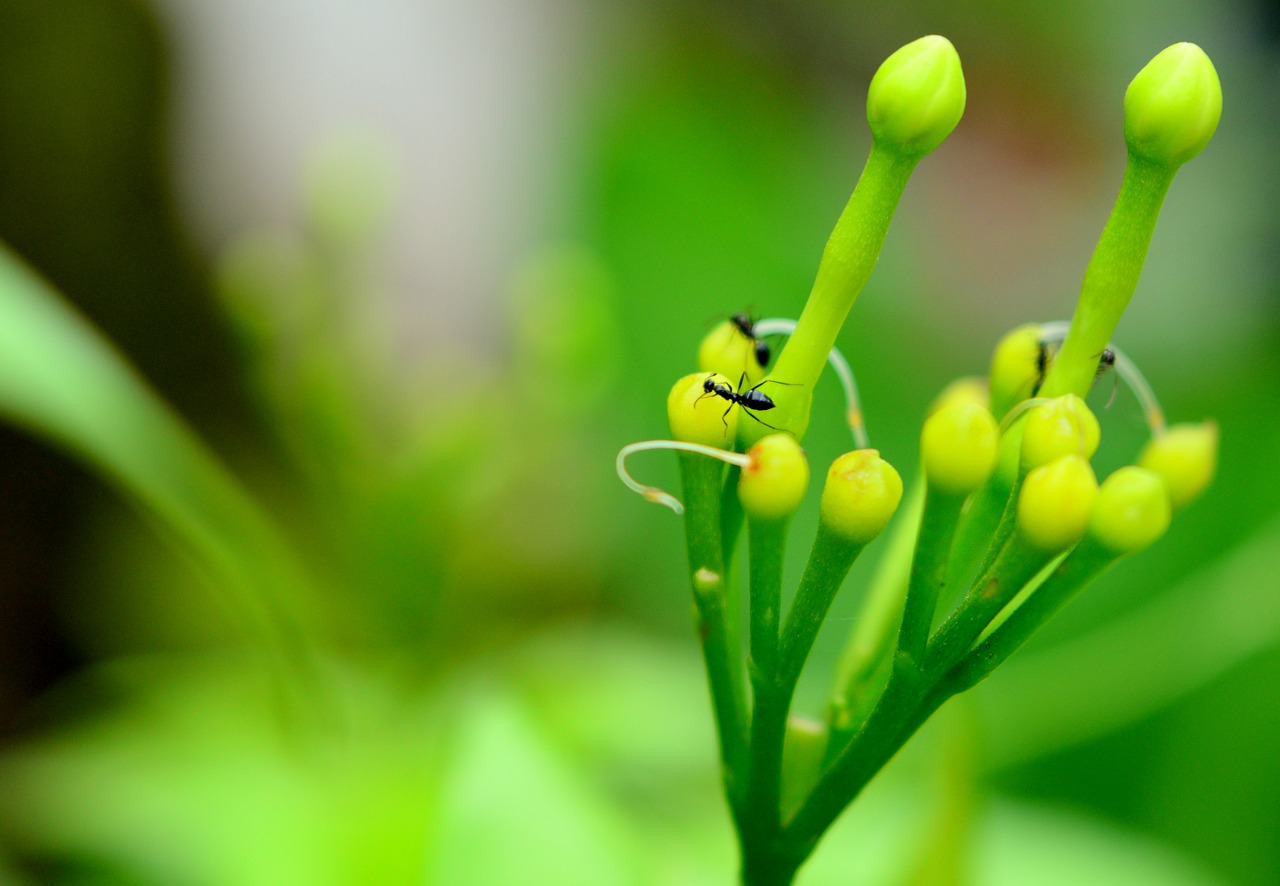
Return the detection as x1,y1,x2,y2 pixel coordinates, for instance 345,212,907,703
1124,43,1222,168
738,433,809,522
819,450,903,545
1016,455,1099,553
1138,421,1218,509
1021,394,1100,470
988,323,1043,419
921,402,1000,496
1088,466,1172,554
698,318,765,385
668,372,736,446
867,35,966,157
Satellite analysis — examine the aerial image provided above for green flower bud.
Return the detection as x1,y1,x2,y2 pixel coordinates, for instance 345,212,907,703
867,35,966,157
668,372,736,446
921,402,1000,496
988,323,1043,419
738,433,809,522
698,319,765,385
819,449,903,545
929,376,989,415
1124,43,1222,168
1088,466,1172,554
1020,394,1101,470
1016,455,1099,553
1138,421,1218,509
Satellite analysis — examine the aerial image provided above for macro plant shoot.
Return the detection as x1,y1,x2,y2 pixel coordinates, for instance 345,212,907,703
618,35,1223,886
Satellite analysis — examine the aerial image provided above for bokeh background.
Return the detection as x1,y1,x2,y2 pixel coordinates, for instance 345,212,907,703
0,0,1277,883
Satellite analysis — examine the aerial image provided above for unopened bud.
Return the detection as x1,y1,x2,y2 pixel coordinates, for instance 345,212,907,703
929,376,989,415
1124,43,1222,168
1021,394,1101,470
867,35,966,157
668,372,736,446
739,434,809,522
1138,421,1218,509
698,318,766,385
989,323,1043,418
1088,466,1172,554
1017,455,1099,553
819,450,903,545
921,402,1000,496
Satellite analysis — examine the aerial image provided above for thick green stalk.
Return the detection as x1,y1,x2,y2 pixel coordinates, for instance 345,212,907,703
779,525,868,685
747,147,918,442
1039,155,1175,399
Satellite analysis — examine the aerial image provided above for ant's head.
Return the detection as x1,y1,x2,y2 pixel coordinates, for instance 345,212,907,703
702,375,717,394
1100,348,1116,368
730,312,755,336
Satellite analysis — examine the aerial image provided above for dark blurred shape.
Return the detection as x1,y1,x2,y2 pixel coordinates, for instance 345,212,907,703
0,0,247,731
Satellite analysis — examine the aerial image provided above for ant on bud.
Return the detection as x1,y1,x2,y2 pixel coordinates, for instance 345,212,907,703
697,373,796,431
730,313,772,369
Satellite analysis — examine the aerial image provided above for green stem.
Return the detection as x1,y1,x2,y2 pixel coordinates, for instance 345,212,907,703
750,146,919,441
744,517,789,842
778,525,868,685
944,538,1117,694
898,486,965,667
1040,155,1175,399
678,451,749,807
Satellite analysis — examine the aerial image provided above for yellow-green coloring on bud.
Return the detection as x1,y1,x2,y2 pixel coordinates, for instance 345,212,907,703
867,35,966,157
819,449,903,545
668,372,736,446
1017,454,1099,553
1124,43,1222,168
988,323,1043,418
929,376,989,416
1088,466,1172,554
699,319,765,385
1021,394,1101,470
1138,421,1218,509
739,433,809,522
921,402,1000,496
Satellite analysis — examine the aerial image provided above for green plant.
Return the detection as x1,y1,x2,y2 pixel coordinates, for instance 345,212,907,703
618,36,1222,885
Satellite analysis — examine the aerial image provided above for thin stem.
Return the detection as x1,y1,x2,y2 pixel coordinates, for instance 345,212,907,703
898,486,965,668
753,318,869,448
678,451,750,809
617,440,750,514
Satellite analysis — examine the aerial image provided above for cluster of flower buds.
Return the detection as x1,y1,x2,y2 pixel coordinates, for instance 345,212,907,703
617,34,1223,884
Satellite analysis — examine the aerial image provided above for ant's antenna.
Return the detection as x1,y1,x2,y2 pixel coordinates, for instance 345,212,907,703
616,441,751,514
753,319,869,448
1037,322,1166,436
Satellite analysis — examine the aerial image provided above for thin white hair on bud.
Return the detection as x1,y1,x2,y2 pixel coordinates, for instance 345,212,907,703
1038,321,1166,437
754,318,869,448
616,440,751,515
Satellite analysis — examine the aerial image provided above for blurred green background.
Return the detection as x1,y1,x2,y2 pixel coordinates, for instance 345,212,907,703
0,0,1276,883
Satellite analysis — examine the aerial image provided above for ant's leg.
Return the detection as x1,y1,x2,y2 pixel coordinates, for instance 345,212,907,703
722,402,734,429
750,378,798,392
743,409,782,431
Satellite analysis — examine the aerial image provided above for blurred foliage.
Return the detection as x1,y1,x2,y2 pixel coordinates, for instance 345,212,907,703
0,0,1277,883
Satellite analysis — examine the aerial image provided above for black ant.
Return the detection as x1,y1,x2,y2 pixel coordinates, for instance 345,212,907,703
730,313,772,369
698,373,796,431
1032,340,1117,401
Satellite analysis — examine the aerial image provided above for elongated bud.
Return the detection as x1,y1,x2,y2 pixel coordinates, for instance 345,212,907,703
699,319,765,385
1125,43,1222,168
989,323,1043,418
1017,455,1099,553
929,376,989,415
867,35,966,157
668,372,736,445
739,433,809,522
819,450,903,545
1088,466,1172,554
921,402,1000,496
1138,421,1218,509
1021,394,1101,470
